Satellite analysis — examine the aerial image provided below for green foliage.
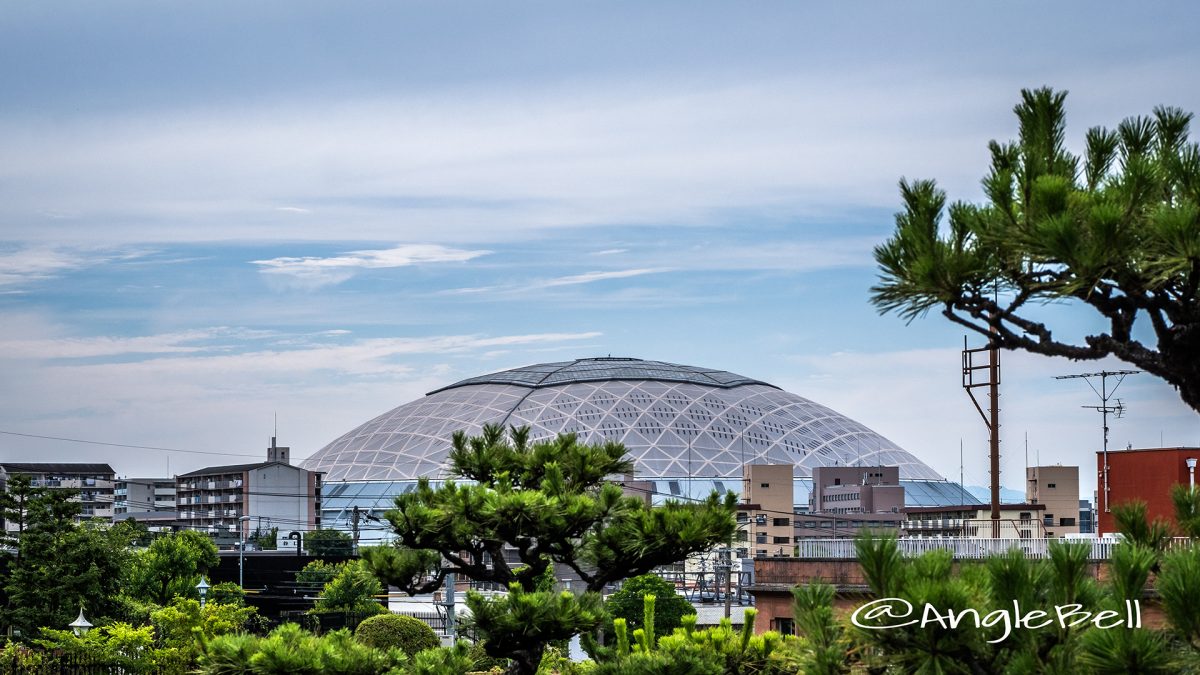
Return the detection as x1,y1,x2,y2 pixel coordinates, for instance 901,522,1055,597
1171,485,1200,539
313,559,386,615
789,583,851,674
354,613,439,655
0,475,134,636
372,425,737,674
297,559,345,585
126,529,220,604
151,597,258,649
406,640,477,675
1158,546,1200,648
35,622,163,673
604,575,695,642
199,623,408,675
871,88,1200,412
1113,500,1173,559
468,583,604,673
251,527,279,551
211,581,248,606
304,528,354,557
1078,624,1173,674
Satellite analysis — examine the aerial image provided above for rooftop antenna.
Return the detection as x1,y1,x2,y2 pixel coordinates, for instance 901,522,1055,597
1055,370,1139,513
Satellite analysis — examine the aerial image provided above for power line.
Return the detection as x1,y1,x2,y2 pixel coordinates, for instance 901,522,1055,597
0,429,261,457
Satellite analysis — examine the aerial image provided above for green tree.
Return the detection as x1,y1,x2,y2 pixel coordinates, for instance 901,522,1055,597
251,526,279,551
125,529,220,604
871,88,1200,412
604,574,695,641
1,478,133,637
304,528,353,557
363,424,737,675
312,559,385,616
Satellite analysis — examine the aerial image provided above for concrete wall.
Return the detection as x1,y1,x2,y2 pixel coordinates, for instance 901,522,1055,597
247,464,317,540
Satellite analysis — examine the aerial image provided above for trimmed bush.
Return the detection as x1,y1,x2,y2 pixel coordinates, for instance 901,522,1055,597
354,613,439,655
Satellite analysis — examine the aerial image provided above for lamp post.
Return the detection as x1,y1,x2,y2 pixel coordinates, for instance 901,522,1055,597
1188,458,1198,490
196,576,210,608
239,515,251,589
69,606,92,637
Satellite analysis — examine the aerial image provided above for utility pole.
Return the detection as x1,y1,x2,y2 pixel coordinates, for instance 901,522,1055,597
1055,370,1138,513
962,336,1002,538
351,505,360,555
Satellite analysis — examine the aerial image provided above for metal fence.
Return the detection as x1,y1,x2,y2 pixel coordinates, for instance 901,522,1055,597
792,537,1154,560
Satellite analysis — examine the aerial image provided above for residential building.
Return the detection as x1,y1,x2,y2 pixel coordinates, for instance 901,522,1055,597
114,478,176,516
176,438,323,545
902,503,1046,538
737,465,795,558
1096,446,1200,535
0,462,116,530
1025,465,1080,537
1079,499,1095,534
795,466,905,538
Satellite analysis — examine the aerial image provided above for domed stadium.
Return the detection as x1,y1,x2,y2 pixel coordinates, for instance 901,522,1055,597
306,357,978,533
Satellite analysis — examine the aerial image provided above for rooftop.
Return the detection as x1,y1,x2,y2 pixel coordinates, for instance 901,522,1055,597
429,356,777,395
0,462,115,475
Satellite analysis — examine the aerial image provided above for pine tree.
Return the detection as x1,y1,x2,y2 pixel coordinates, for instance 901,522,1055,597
363,425,737,674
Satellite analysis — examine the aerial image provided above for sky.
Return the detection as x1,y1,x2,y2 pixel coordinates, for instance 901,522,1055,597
2,2,1198,500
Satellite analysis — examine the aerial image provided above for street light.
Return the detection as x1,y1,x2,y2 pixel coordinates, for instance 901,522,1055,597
1188,458,1198,490
196,576,210,608
239,515,252,589
69,606,92,637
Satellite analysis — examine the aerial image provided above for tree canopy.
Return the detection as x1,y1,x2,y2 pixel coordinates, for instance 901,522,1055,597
363,424,737,674
126,530,220,605
871,87,1200,412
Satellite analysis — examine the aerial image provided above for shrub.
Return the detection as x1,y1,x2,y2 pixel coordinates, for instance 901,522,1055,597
355,613,440,655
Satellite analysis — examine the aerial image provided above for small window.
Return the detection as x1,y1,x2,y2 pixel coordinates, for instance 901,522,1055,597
834,478,841,486
773,536,790,544
1059,517,1076,526
760,483,770,488
773,517,791,527
1047,483,1057,489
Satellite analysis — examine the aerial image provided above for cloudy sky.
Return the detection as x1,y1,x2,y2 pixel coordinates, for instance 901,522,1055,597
2,2,1198,498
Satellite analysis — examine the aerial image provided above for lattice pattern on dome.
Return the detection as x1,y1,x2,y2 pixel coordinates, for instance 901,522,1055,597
303,359,944,482
427,357,775,394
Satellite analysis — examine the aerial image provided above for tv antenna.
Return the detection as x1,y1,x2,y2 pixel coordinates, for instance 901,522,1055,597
1054,370,1139,513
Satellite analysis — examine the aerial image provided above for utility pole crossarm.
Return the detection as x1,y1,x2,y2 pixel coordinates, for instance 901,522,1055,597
1055,370,1139,514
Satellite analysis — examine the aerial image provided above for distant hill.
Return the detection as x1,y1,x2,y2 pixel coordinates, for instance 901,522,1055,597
965,485,1026,503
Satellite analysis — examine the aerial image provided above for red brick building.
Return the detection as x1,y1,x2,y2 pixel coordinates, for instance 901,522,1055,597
1096,446,1200,535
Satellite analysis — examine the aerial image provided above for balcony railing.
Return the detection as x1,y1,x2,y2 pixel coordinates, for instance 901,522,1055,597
791,537,1175,561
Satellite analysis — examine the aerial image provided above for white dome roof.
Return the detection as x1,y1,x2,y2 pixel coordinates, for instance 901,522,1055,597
303,357,943,482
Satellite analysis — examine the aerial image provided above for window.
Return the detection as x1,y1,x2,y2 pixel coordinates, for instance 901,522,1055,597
773,536,790,544
1047,483,1057,488
775,618,795,635
773,517,790,527
834,478,841,485
760,483,770,488
1059,517,1076,526
756,534,768,544
756,549,767,557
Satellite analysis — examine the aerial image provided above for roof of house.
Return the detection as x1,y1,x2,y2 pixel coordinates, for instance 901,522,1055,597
177,461,317,479
0,462,115,475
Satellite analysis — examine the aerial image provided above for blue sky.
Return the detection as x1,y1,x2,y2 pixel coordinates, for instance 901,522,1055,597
2,2,1198,497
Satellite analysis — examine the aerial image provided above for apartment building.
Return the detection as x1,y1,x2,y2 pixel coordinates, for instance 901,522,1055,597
795,465,906,538
114,478,177,516
737,464,795,558
175,439,322,544
0,462,116,529
1025,465,1080,538
902,503,1046,538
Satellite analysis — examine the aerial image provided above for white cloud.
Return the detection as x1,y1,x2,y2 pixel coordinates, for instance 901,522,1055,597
252,244,491,289
0,247,93,288
442,268,669,296
542,268,668,288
